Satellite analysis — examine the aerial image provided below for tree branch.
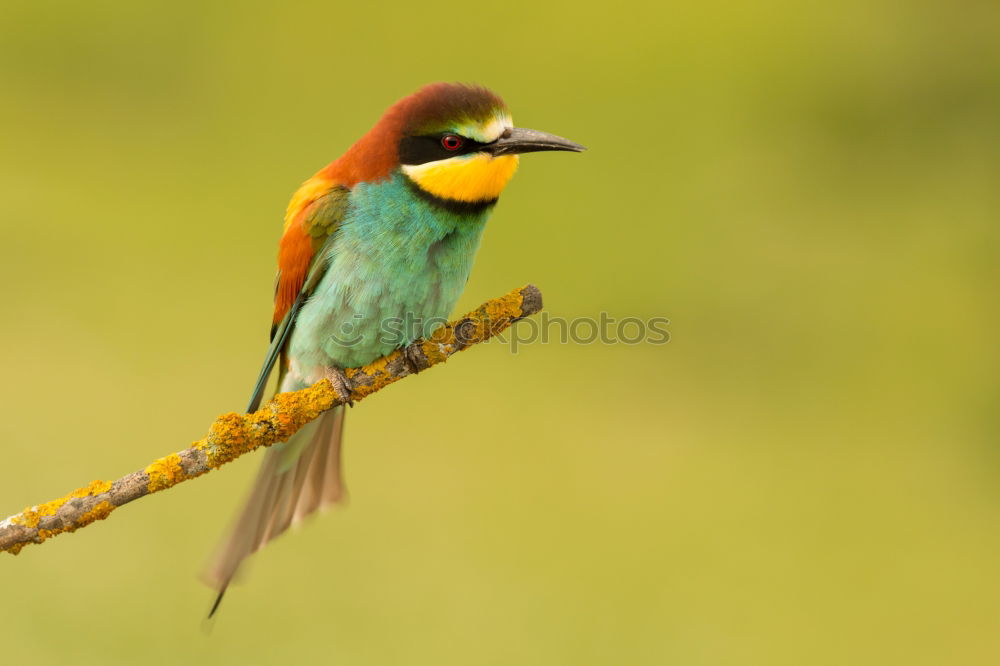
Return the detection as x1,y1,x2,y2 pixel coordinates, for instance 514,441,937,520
0,284,543,555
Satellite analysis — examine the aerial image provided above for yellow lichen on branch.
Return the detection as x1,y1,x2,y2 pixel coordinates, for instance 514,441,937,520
198,380,338,469
146,454,186,492
11,479,113,529
5,480,116,554
0,284,543,556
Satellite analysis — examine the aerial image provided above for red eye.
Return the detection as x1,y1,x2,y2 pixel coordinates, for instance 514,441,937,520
441,134,463,151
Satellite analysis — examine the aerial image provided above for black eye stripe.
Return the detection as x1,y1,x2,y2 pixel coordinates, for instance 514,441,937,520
399,134,487,165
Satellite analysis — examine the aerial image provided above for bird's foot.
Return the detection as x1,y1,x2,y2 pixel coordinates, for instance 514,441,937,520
401,343,427,375
324,366,354,407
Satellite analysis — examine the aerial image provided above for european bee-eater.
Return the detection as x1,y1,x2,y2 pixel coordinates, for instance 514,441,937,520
205,82,584,614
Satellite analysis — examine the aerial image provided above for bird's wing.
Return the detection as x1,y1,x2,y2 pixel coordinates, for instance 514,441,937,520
245,178,350,412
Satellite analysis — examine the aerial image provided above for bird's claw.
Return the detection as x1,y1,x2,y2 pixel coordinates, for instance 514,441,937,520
402,344,426,375
324,366,354,407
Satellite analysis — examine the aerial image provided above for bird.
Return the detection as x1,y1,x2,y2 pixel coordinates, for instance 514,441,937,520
203,82,584,615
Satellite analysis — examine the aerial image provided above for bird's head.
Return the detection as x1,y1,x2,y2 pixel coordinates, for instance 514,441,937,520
328,83,584,207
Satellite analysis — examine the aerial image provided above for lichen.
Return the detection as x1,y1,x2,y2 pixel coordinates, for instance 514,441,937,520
347,351,402,400
5,483,117,554
197,380,338,469
31,501,115,547
467,288,525,341
145,453,186,492
11,479,112,529
76,501,115,527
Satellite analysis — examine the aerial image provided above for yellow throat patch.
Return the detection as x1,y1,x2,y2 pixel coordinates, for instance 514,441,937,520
402,154,520,203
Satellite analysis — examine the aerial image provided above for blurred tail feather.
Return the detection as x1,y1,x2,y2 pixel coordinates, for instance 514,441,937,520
203,405,346,615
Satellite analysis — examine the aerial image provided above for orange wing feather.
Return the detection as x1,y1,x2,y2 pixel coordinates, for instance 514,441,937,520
273,175,342,327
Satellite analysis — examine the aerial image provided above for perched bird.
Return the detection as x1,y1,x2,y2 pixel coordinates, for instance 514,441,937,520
204,82,583,614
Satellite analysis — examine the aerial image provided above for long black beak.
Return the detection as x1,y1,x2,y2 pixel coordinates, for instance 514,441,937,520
485,127,586,156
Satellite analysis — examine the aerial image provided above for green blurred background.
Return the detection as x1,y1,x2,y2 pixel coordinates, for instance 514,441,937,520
2,0,999,663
